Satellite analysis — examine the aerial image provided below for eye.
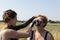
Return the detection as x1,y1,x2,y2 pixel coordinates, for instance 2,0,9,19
36,20,39,22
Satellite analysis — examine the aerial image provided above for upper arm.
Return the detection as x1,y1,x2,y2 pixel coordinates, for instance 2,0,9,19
47,32,54,40
2,29,30,39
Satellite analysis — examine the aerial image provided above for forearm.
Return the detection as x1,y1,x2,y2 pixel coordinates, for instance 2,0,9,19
18,32,30,38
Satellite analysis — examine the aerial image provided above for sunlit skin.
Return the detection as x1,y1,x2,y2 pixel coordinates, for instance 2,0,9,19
34,17,46,40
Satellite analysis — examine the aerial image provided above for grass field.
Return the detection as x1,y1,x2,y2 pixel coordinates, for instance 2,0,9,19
0,22,60,40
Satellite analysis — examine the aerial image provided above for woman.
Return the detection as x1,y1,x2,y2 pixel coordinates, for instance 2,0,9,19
27,15,54,40
0,9,38,40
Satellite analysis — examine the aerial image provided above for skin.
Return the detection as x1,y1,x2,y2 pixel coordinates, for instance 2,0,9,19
1,16,30,40
27,17,54,40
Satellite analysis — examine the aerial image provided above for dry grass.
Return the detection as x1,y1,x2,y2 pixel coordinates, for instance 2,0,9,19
0,22,60,40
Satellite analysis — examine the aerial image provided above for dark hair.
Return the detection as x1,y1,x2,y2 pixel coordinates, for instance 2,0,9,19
38,15,48,27
3,9,17,23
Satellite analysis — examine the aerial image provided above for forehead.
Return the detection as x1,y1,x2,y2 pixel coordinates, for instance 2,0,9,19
36,17,43,20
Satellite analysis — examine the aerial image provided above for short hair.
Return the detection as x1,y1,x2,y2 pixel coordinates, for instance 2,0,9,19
38,15,48,27
3,9,17,23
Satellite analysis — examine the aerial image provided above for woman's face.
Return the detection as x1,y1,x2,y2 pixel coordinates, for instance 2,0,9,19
35,17,44,27
10,16,17,26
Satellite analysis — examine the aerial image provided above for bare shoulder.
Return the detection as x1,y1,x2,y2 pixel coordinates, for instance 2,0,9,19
47,32,54,40
2,29,16,36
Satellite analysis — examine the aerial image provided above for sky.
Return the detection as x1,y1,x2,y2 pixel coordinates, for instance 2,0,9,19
0,0,60,21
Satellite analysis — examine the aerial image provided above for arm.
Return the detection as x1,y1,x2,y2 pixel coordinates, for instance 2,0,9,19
2,29,30,39
47,32,54,40
9,16,35,30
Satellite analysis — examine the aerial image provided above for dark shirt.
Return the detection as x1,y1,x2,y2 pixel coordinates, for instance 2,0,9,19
8,17,35,40
44,31,48,40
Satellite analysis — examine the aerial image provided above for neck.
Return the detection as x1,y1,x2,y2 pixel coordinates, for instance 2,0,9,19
3,23,12,29
36,26,45,33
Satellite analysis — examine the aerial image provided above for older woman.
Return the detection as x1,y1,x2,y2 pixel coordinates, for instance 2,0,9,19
27,15,54,40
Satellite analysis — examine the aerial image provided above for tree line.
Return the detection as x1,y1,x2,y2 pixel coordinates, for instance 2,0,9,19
48,20,60,23
0,20,60,23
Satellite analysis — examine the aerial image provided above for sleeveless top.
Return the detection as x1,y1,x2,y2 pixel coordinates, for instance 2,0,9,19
30,30,48,40
0,32,2,40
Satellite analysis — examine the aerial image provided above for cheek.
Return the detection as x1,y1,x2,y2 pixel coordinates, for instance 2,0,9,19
41,23,44,27
14,20,17,24
12,20,16,24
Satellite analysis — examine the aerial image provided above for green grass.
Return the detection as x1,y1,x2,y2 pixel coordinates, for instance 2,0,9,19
0,22,60,40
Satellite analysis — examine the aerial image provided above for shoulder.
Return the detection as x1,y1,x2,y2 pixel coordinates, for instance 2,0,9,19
2,29,16,36
47,31,54,40
47,32,53,37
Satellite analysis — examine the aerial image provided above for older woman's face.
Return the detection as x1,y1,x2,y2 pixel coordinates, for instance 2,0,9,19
35,17,44,27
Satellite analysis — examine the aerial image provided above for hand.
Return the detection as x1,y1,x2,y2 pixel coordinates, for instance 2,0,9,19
33,14,40,18
33,15,38,18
